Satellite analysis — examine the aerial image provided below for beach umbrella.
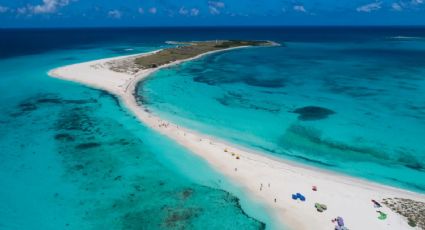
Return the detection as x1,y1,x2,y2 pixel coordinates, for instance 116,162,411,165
337,217,344,226
377,211,387,220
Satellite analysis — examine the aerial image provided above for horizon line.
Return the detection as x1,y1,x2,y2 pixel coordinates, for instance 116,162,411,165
2,25,425,29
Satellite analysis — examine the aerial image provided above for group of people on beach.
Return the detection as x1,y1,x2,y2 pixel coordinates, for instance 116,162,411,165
257,183,279,203
157,121,385,230
332,217,348,230
259,183,271,191
158,121,170,128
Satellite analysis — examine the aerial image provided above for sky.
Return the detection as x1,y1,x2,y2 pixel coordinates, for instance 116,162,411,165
0,0,424,27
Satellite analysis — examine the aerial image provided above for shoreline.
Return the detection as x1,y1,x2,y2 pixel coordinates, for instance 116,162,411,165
49,45,425,230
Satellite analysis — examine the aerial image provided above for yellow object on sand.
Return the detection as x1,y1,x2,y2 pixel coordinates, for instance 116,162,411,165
224,148,228,152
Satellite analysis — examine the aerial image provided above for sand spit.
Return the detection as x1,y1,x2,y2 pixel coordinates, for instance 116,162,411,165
49,42,425,230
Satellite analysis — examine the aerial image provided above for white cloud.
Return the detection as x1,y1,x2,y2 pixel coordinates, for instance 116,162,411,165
356,2,382,12
30,0,70,14
179,7,199,16
190,8,200,16
17,7,27,14
293,5,307,12
208,1,225,8
208,1,224,15
389,0,423,11
391,2,403,10
0,5,9,13
209,6,220,14
108,9,122,19
138,7,144,14
179,7,188,15
208,6,220,15
390,0,423,11
149,7,157,14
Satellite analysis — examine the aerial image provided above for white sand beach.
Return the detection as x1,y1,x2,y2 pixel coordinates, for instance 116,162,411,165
49,47,425,230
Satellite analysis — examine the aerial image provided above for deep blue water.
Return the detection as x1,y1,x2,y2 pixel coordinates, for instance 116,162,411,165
2,26,425,58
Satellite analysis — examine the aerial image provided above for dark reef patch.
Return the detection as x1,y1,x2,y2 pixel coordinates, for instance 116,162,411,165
259,90,288,95
34,94,97,105
193,73,285,89
55,110,94,131
19,102,38,112
216,91,281,113
52,100,266,229
405,104,425,121
36,98,63,104
279,124,425,172
108,138,134,146
405,163,424,171
192,73,233,86
54,133,75,142
3,84,266,228
59,56,78,61
243,77,285,88
397,153,425,172
11,93,98,117
324,78,387,98
384,177,425,192
291,154,335,167
281,124,390,161
98,90,127,114
292,106,335,121
162,206,201,229
180,188,193,200
251,143,336,167
249,104,281,113
75,142,101,150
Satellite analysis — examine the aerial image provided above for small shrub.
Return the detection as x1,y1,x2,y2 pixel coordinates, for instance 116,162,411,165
408,218,417,227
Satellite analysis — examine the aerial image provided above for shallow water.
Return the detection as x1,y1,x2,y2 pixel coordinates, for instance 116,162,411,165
0,29,275,229
141,30,425,193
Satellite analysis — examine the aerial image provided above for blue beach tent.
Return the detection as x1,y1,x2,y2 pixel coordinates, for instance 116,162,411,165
296,193,306,201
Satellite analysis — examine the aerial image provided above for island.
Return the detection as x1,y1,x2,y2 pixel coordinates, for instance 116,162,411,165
108,40,274,74
49,40,425,230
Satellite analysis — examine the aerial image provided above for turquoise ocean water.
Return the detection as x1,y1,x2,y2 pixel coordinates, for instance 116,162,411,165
0,29,275,229
141,28,425,193
2,27,425,230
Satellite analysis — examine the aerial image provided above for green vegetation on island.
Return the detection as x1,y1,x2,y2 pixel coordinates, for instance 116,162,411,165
134,40,274,69
382,198,425,229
